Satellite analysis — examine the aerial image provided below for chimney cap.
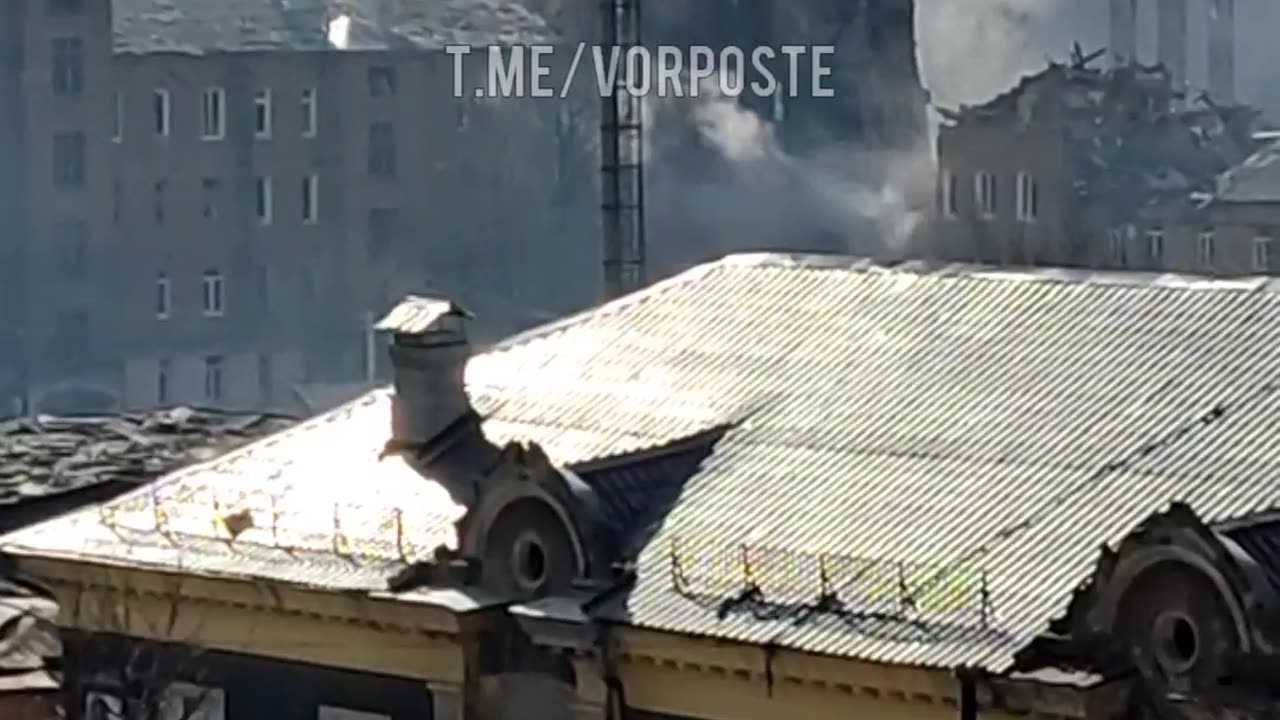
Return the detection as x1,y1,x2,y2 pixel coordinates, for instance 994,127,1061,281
376,295,473,335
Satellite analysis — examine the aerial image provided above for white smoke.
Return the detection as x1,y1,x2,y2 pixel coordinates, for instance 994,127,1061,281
644,70,931,268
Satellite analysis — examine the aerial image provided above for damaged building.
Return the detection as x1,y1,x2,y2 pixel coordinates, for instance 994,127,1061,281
933,54,1269,273
4,254,1280,719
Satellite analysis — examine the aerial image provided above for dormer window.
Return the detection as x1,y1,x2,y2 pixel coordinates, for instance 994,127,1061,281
512,531,549,592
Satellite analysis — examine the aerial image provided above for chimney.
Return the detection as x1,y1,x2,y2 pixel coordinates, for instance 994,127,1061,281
1157,0,1188,89
1109,0,1137,66
1208,0,1235,102
376,296,474,447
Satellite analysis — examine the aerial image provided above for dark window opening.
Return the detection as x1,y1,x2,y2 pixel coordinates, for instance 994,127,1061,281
201,178,220,219
51,309,89,368
368,66,396,97
1154,612,1200,673
153,180,167,224
513,535,548,589
368,208,399,261
51,37,83,95
52,131,86,189
204,355,225,401
49,0,83,14
157,358,170,404
112,180,123,223
55,218,88,278
368,122,397,177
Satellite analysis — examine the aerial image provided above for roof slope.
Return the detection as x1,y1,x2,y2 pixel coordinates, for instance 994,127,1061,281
112,0,559,55
1213,139,1280,203
468,254,1280,671
8,254,1280,674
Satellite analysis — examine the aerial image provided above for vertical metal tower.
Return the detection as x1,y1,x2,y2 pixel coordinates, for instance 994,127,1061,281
600,0,646,299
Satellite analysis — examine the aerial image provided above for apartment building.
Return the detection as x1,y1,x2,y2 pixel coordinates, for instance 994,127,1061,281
0,0,117,415
0,0,597,416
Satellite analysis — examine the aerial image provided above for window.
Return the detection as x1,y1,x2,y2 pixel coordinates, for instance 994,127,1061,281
974,171,996,219
255,177,272,225
256,264,271,308
258,354,273,404
154,273,171,319
1146,228,1164,263
368,66,396,97
55,218,87,278
1197,230,1215,267
201,87,225,140
302,174,319,223
203,357,225,403
112,91,123,143
153,180,167,223
52,309,88,363
940,170,958,218
52,131,86,189
368,122,397,177
157,357,171,404
1254,235,1272,271
1016,172,1038,222
51,37,83,95
301,88,317,137
49,0,83,15
202,270,224,317
254,89,272,138
153,89,170,137
368,208,399,261
201,178,220,219
1108,227,1127,265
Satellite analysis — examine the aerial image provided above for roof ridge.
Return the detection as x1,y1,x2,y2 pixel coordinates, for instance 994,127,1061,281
714,251,1280,294
479,252,1280,359
480,259,729,353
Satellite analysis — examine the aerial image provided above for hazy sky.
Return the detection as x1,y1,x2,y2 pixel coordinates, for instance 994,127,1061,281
915,0,1280,119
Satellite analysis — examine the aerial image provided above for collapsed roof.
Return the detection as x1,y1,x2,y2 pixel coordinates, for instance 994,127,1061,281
940,58,1264,229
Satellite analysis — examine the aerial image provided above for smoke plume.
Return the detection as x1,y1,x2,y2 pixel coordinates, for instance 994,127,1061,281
643,69,932,275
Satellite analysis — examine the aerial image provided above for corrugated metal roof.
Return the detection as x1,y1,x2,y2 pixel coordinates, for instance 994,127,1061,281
1214,139,1280,203
1,392,465,593
112,0,560,55
468,254,1280,672
375,296,471,335
9,253,1280,674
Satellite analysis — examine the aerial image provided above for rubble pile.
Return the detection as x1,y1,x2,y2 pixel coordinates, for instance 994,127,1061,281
0,407,296,506
1059,63,1261,233
939,49,1266,240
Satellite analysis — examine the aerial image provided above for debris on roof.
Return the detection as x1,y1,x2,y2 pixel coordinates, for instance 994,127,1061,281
0,578,60,694
1210,138,1280,204
111,0,562,55
0,407,296,509
942,54,1265,234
